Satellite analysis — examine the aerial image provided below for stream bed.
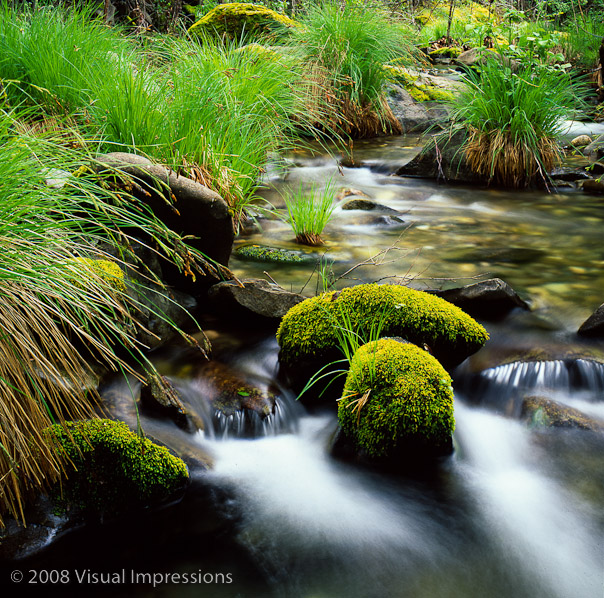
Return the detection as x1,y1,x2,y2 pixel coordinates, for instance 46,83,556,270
9,136,604,598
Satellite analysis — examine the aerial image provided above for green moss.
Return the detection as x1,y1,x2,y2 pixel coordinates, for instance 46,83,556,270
45,419,188,514
188,3,300,41
428,46,463,58
338,338,455,458
235,244,314,264
276,283,488,367
67,257,126,292
383,64,453,102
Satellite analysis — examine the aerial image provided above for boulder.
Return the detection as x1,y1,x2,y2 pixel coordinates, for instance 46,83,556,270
581,178,604,194
570,134,593,147
233,244,317,265
395,128,483,184
522,396,604,432
386,84,450,133
277,283,489,398
341,198,401,215
584,136,604,161
208,278,305,325
430,278,530,321
578,303,604,338
188,3,299,41
93,152,234,273
334,338,455,470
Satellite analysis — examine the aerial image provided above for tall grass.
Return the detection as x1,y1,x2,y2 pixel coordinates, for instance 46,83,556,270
289,2,415,137
451,58,586,188
0,110,211,525
283,180,336,246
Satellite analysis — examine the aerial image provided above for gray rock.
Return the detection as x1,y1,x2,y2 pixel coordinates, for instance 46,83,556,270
386,84,450,134
522,395,604,432
578,303,604,338
396,128,483,184
208,278,305,324
341,198,401,214
584,136,604,160
93,152,234,270
431,278,530,321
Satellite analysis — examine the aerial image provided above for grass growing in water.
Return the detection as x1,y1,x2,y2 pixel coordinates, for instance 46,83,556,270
283,181,336,246
451,57,586,188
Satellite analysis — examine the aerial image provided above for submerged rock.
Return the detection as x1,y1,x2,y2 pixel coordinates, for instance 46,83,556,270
430,278,530,321
578,303,604,338
335,338,454,470
341,198,401,215
522,396,604,432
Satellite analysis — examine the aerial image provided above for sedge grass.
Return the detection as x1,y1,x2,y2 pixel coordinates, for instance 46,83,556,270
451,57,587,188
283,180,337,246
0,109,215,525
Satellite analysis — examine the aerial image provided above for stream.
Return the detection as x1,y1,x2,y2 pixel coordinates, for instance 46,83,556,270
12,136,604,597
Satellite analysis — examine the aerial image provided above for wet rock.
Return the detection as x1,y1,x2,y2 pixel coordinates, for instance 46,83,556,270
93,152,234,290
578,303,604,338
233,244,317,265
447,246,545,265
386,84,450,134
140,375,193,431
341,198,401,215
581,178,604,194
548,166,591,181
335,187,370,200
570,134,593,147
395,128,482,184
208,278,305,325
430,278,530,321
584,136,604,160
522,396,604,432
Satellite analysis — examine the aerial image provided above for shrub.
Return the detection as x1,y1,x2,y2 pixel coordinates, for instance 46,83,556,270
338,338,455,459
45,419,188,514
276,283,489,369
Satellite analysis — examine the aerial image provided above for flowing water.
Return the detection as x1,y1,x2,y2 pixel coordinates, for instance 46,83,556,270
16,136,604,597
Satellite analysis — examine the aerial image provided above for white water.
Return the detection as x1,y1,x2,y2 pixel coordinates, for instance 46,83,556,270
455,402,603,598
196,402,604,598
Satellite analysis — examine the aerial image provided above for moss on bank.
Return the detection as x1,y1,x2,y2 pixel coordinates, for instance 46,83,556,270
338,338,455,458
276,283,488,368
189,3,299,41
67,257,126,292
45,419,188,514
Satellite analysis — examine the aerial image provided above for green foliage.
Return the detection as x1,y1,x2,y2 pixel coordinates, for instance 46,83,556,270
338,338,455,459
282,180,337,246
45,419,188,514
276,283,489,367
451,57,587,187
383,65,454,102
188,2,299,41
288,1,414,137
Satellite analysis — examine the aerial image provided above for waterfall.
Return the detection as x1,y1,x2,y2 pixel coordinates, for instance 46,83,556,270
454,402,603,598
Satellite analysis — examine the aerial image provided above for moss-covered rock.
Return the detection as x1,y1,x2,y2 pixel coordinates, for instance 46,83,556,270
67,257,126,292
189,3,299,41
383,64,455,103
234,244,316,264
45,419,189,515
276,283,488,370
338,338,455,461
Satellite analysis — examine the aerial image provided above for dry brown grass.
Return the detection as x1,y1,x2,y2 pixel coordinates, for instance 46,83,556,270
464,126,561,188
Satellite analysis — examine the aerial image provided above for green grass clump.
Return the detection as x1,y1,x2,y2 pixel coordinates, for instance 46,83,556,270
283,181,336,246
276,283,488,368
189,2,300,41
451,57,586,188
338,338,455,459
289,2,415,137
45,419,188,514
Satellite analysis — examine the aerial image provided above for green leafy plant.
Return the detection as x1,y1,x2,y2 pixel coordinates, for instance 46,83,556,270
282,180,337,246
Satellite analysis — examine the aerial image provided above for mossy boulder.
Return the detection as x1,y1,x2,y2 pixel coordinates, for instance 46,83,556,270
383,65,455,103
276,283,488,372
189,3,299,41
45,419,189,515
67,257,126,292
337,338,455,465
